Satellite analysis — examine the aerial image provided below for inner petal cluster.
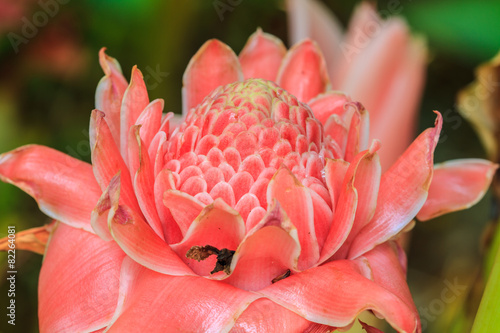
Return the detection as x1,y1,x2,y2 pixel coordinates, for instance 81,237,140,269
162,79,336,225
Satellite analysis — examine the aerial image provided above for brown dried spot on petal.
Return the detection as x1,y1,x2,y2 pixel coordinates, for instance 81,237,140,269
0,221,56,255
186,245,235,274
271,269,291,284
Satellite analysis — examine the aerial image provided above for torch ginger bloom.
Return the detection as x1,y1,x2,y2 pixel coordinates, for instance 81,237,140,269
0,31,496,332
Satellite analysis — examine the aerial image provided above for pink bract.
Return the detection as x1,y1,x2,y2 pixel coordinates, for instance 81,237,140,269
0,30,496,332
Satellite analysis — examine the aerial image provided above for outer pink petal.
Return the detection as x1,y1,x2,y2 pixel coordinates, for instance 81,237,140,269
417,159,497,220
319,160,357,263
286,0,344,84
323,158,349,211
182,39,243,116
259,260,418,332
360,243,418,316
231,298,335,333
95,48,128,146
349,113,442,259
128,125,165,240
90,110,140,213
276,39,330,103
308,91,351,125
334,142,381,259
39,223,125,332
267,167,319,270
163,189,204,236
170,199,246,276
106,258,259,333
224,225,300,291
135,98,164,150
154,170,183,243
224,202,301,291
120,66,150,162
239,28,287,81
0,145,100,233
107,175,194,276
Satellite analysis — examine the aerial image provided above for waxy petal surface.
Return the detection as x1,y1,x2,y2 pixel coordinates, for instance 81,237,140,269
95,48,128,146
259,260,418,332
0,145,100,233
107,177,193,276
171,199,246,276
349,113,442,259
268,167,319,269
231,298,335,333
120,66,150,161
39,223,125,332
239,28,287,81
277,40,330,103
183,39,243,115
107,258,259,333
417,159,497,220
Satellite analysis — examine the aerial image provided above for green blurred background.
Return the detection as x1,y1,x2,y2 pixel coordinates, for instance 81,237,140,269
0,0,499,331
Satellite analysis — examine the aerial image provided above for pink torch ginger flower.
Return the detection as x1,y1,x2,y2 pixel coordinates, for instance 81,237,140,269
0,31,496,332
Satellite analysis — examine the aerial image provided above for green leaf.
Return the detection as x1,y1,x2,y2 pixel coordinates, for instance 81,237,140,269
405,0,500,62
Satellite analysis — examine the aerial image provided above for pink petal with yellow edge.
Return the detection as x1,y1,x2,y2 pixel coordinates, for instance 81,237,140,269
128,126,165,240
120,66,150,161
135,98,164,149
349,113,442,259
334,142,381,259
107,177,194,276
417,159,497,221
267,167,319,270
0,145,100,233
39,223,125,332
308,91,351,125
154,169,183,244
259,260,418,332
231,298,336,333
239,28,287,80
106,257,259,333
223,202,301,291
95,48,128,146
276,40,330,103
163,189,204,236
90,110,140,213
170,199,246,276
286,0,344,85
360,243,418,316
182,39,243,115
372,38,426,169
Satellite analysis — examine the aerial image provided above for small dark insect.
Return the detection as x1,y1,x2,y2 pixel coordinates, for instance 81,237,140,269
271,269,291,284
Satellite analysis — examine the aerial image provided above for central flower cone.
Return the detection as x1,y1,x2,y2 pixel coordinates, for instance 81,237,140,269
161,78,343,281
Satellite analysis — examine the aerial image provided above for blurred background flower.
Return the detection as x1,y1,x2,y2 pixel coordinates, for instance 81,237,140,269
0,0,499,331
